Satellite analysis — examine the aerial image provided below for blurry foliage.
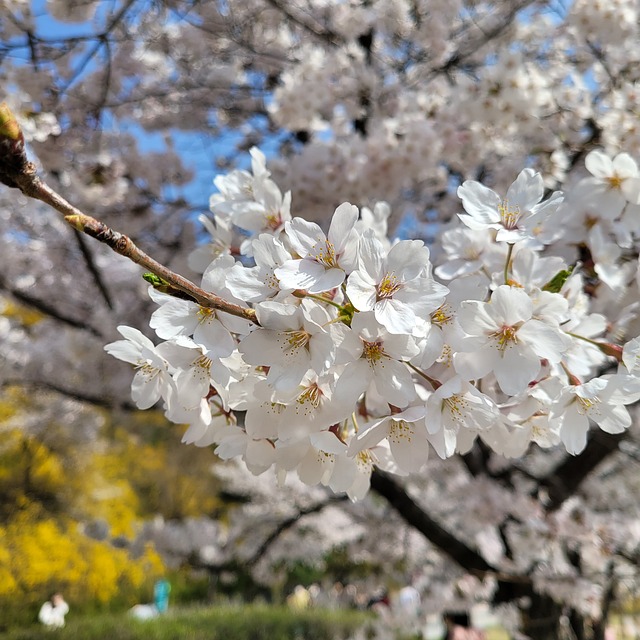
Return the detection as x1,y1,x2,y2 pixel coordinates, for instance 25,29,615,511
164,568,211,605
0,383,225,628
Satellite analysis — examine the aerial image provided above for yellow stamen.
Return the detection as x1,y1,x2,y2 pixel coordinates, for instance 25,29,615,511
443,394,468,424
297,383,322,409
377,273,402,299
491,325,518,351
389,419,412,444
284,330,311,351
311,239,337,267
432,304,453,326
498,200,521,230
607,175,623,190
576,395,600,415
266,212,282,230
363,340,384,364
197,306,216,322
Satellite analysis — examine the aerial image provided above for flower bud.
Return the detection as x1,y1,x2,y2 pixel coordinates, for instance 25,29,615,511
0,102,29,188
596,341,623,362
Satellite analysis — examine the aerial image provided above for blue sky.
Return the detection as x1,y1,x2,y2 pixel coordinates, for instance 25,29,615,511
9,1,260,219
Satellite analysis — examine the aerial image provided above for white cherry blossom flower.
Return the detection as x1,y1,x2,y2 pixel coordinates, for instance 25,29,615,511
149,255,251,358
225,234,293,302
239,299,352,391
275,433,338,486
577,150,640,218
551,374,640,454
454,285,570,395
589,224,634,291
215,427,277,475
457,168,563,244
334,311,420,408
425,376,500,455
413,274,486,370
103,326,175,410
349,405,429,473
244,372,347,441
166,338,231,409
275,202,359,293
435,227,495,280
346,232,448,335
502,379,562,451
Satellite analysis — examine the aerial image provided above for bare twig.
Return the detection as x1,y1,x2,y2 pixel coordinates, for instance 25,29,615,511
73,230,114,310
0,273,103,337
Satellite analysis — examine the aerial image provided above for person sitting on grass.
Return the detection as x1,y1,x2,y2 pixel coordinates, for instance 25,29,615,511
38,593,69,628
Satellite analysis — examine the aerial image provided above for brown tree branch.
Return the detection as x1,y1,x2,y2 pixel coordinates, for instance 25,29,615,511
0,103,257,324
536,431,625,512
370,470,494,575
2,378,137,412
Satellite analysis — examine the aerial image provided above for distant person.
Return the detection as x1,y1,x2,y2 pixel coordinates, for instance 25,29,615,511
368,589,392,621
396,584,421,617
38,593,69,628
154,578,171,613
287,584,311,610
444,612,485,640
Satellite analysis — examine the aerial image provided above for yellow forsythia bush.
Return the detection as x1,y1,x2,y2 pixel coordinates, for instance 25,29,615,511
0,507,164,608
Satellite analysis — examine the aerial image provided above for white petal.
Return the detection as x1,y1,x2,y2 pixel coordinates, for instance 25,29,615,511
346,271,377,311
596,403,631,434
518,319,569,363
389,421,429,472
585,150,614,179
284,218,325,257
328,202,359,253
506,168,543,210
490,286,532,325
457,181,501,224
612,152,638,179
375,298,417,335
356,231,384,281
275,259,327,291
559,405,589,455
494,345,540,396
131,370,163,409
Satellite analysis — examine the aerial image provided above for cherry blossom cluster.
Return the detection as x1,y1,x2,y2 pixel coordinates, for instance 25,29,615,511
106,148,640,500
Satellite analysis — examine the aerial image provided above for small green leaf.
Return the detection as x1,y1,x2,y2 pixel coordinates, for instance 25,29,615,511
142,272,196,301
542,266,574,293
142,272,168,287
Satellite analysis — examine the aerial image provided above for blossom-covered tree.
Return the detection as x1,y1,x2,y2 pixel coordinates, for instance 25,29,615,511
4,1,640,638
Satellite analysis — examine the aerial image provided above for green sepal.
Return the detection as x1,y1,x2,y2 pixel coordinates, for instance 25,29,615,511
338,302,356,327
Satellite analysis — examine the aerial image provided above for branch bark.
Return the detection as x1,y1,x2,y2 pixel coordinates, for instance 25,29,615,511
536,431,625,512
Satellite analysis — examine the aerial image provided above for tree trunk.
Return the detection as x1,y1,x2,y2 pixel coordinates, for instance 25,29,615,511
519,593,565,640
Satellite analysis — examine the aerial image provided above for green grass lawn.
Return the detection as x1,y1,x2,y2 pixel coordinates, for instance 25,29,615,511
1,604,369,640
